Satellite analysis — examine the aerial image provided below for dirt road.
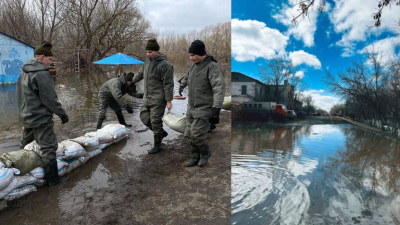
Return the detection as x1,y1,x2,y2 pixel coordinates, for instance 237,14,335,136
0,111,231,225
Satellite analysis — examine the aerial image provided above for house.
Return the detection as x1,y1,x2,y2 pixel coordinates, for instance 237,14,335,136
232,72,269,103
0,32,34,84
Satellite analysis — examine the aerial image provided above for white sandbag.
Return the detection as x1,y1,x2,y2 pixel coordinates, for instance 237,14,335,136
4,185,37,201
29,167,45,179
100,124,127,139
14,174,39,190
222,96,232,110
99,142,113,150
58,158,84,176
0,167,16,191
88,149,102,158
163,112,186,133
86,131,113,144
0,178,18,199
59,140,88,160
0,162,5,167
70,136,100,152
24,141,64,156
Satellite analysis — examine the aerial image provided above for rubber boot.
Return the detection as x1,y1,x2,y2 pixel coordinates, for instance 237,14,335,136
198,144,211,167
44,159,70,186
148,134,163,154
96,119,104,129
116,110,132,127
184,143,200,167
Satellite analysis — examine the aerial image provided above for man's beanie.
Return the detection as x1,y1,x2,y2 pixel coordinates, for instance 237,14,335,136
188,40,206,56
34,41,53,56
145,39,160,51
125,72,134,81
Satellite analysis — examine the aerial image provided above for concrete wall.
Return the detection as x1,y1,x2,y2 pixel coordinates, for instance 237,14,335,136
0,33,34,83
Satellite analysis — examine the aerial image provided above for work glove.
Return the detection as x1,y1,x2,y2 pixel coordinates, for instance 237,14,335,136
125,105,134,114
209,107,221,124
179,86,185,96
60,114,69,124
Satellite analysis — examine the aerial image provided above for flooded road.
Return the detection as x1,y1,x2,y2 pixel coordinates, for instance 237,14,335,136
232,120,400,225
0,69,231,224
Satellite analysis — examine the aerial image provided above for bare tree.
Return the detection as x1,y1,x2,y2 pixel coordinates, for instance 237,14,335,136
259,56,299,106
325,49,392,123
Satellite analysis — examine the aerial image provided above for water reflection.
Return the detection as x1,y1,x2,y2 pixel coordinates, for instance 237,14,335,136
232,123,400,224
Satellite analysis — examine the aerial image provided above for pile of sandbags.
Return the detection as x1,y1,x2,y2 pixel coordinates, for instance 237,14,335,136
0,124,127,201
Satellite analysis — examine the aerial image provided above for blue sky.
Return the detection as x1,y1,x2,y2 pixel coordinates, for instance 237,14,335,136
232,0,400,112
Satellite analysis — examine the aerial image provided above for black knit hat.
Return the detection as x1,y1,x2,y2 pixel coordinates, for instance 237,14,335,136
34,41,53,56
188,40,206,56
125,72,134,81
145,39,160,51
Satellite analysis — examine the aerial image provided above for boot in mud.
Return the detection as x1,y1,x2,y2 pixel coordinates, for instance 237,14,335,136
44,159,70,186
198,144,211,167
184,143,200,167
148,134,163,154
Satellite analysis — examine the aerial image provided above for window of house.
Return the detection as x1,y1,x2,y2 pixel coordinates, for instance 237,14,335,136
258,104,262,108
241,85,247,95
249,104,252,108
254,104,257,108
244,104,247,108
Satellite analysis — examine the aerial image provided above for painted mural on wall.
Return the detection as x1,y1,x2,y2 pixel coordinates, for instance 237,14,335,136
0,32,34,84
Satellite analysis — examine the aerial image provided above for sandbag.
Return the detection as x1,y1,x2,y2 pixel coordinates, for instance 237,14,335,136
70,136,100,152
100,124,127,139
222,96,231,110
58,158,84,176
0,167,18,191
4,185,37,201
85,131,113,144
29,167,45,179
163,112,186,133
24,141,64,157
0,175,39,199
59,140,88,160
0,150,43,176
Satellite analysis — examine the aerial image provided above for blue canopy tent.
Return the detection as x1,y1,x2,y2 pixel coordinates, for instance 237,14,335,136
93,53,144,76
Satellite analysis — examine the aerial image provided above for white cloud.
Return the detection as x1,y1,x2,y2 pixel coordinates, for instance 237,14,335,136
295,71,305,79
301,90,341,112
273,1,321,47
136,0,231,34
359,37,400,62
232,19,289,62
289,50,322,69
330,0,399,54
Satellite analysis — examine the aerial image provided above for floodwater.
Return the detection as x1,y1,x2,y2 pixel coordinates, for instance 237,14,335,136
0,69,188,222
232,121,400,225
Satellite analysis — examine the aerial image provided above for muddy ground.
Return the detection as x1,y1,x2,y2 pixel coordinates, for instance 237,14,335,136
0,111,231,225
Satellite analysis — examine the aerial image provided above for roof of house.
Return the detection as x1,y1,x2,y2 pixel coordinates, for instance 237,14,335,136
0,31,35,49
232,71,265,86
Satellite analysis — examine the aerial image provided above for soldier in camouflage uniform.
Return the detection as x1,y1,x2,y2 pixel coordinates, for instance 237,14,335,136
96,72,140,129
16,41,70,186
179,40,226,167
131,39,174,154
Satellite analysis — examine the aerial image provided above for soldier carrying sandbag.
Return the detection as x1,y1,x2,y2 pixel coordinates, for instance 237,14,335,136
179,40,226,167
